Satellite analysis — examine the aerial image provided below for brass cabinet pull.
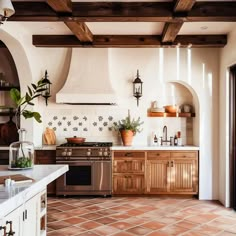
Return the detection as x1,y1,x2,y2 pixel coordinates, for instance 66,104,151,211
171,161,174,167
156,153,160,156
167,161,170,167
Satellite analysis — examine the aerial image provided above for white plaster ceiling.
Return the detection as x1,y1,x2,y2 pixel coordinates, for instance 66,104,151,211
7,21,236,36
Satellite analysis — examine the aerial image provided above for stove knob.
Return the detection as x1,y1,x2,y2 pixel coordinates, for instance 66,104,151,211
87,148,91,156
62,149,67,156
104,151,108,156
67,149,72,156
98,148,103,156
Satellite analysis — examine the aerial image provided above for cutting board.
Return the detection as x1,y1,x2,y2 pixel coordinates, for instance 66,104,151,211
43,127,56,145
0,174,34,185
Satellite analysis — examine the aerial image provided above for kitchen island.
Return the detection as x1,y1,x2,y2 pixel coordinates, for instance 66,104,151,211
0,164,68,236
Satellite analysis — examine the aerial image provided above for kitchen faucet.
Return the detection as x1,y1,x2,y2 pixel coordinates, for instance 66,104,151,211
161,125,171,145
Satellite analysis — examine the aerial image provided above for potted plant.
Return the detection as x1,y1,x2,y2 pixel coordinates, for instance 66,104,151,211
113,110,143,146
8,79,47,169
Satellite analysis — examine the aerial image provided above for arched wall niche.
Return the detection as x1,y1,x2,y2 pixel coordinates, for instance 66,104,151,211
165,80,200,146
0,30,34,142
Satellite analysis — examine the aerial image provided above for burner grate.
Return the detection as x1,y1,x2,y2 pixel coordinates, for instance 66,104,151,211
58,142,112,147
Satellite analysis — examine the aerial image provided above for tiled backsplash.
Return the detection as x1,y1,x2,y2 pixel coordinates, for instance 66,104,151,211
43,108,193,146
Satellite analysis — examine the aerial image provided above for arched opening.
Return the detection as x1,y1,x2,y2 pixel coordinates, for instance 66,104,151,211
0,29,34,142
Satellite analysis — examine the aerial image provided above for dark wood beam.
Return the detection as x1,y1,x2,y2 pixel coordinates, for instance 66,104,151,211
32,34,227,48
189,2,236,22
162,0,195,43
46,0,93,43
10,2,236,22
65,21,93,42
162,22,184,43
46,0,72,13
174,0,196,12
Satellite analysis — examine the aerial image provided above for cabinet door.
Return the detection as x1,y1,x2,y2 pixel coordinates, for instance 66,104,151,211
170,152,198,193
146,159,169,193
4,206,22,236
113,174,145,194
22,194,39,236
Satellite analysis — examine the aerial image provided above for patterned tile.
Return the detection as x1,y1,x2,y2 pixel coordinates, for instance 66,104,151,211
47,196,236,236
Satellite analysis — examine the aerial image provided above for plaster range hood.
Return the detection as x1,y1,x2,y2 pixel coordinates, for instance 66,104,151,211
56,48,117,105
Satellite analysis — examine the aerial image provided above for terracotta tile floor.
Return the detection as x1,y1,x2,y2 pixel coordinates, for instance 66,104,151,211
47,196,236,236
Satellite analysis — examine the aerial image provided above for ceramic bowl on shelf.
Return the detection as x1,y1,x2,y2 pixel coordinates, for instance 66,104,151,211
163,105,177,113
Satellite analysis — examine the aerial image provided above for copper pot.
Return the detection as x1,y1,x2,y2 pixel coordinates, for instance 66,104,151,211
66,136,86,144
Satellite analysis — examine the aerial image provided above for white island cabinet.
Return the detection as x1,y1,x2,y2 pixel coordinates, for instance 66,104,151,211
0,165,68,236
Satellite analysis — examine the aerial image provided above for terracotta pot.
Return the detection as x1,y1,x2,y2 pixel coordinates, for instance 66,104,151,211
66,136,86,144
120,130,134,146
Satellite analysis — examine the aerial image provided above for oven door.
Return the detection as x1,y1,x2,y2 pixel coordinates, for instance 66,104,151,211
56,161,94,194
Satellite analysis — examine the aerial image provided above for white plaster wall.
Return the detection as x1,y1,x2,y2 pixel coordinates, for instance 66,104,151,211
219,28,236,207
0,23,220,200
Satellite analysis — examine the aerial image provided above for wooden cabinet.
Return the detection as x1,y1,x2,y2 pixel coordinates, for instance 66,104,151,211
169,152,198,193
113,151,145,194
35,150,56,195
146,151,198,194
146,151,170,193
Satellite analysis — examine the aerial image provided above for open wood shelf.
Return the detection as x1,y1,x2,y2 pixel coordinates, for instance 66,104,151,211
0,86,20,91
0,111,18,116
147,112,195,117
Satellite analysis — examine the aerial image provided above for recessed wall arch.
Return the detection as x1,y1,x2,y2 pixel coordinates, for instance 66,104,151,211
0,29,34,141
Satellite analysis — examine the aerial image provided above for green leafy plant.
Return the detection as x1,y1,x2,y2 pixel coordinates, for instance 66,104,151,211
10,79,47,126
113,110,144,135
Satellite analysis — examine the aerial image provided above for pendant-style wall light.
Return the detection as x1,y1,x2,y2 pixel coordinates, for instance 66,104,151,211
133,70,143,106
41,70,52,106
0,0,15,24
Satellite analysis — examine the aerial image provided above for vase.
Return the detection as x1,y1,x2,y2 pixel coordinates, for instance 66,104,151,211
9,128,34,170
120,130,134,146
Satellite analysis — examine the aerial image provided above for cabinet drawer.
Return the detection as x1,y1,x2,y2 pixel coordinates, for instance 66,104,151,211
113,151,145,158
171,152,197,159
147,151,170,160
113,159,145,173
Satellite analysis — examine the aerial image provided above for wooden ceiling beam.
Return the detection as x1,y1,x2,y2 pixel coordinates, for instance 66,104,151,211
32,34,227,48
162,0,195,43
46,0,93,43
46,0,72,13
65,21,93,42
174,0,196,12
161,22,184,43
10,2,236,22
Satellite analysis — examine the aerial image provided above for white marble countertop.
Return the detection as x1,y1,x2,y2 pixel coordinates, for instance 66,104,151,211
111,145,199,151
0,164,68,218
0,145,199,151
0,145,56,151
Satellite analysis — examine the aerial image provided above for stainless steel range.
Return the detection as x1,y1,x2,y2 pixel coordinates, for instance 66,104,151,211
56,142,112,196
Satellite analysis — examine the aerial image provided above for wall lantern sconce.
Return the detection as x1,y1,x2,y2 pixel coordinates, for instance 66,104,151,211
133,70,143,106
0,0,15,25
41,70,52,106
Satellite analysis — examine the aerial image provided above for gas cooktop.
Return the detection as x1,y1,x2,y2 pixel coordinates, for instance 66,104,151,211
58,142,113,147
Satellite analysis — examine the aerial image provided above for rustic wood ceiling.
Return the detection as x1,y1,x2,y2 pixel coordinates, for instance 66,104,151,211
9,0,236,48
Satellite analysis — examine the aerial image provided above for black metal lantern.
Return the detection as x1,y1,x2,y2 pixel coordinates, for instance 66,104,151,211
41,70,51,106
133,70,143,106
